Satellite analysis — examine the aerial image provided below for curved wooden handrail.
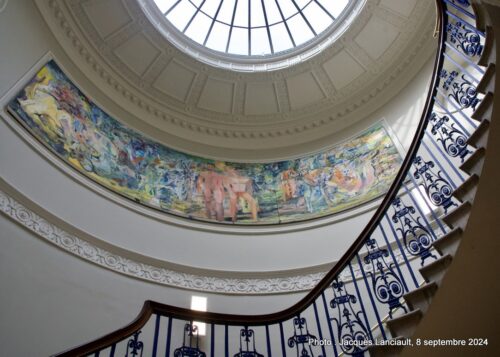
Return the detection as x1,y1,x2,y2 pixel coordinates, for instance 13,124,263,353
53,1,446,356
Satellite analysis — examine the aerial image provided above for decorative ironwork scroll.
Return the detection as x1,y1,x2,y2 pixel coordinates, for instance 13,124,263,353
429,112,471,162
391,197,437,266
413,156,456,213
363,239,407,318
330,279,370,357
174,323,206,357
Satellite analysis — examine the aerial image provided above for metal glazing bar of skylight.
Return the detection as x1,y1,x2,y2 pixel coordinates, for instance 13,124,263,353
248,0,251,55
225,0,239,53
182,0,207,33
290,0,317,36
261,0,275,54
203,0,225,46
273,0,296,47
313,0,335,20
164,0,182,16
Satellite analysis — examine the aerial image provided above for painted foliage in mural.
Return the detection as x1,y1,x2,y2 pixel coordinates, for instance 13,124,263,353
8,61,403,225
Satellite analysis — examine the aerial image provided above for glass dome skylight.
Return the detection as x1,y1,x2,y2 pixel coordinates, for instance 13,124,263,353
153,0,351,56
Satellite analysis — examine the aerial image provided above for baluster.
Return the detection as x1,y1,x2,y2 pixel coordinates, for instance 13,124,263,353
443,53,482,84
412,156,457,214
279,322,287,357
390,197,438,266
438,69,479,112
358,238,408,321
173,322,206,357
444,2,476,22
125,331,144,357
165,317,172,357
383,215,420,288
312,301,327,357
225,325,229,357
434,95,478,130
152,314,160,357
354,250,387,338
402,182,445,237
287,315,321,357
428,111,471,160
329,276,370,357
233,326,264,357
321,292,339,357
265,325,273,357
444,42,485,74
210,324,215,357
377,226,410,295
109,343,116,357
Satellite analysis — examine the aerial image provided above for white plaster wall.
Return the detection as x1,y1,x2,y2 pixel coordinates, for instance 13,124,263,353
0,214,307,356
0,0,434,272
0,2,437,353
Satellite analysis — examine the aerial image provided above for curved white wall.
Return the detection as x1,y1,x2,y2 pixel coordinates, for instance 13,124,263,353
0,1,435,353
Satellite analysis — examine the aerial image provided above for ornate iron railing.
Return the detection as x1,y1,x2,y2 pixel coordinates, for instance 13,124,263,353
53,1,492,356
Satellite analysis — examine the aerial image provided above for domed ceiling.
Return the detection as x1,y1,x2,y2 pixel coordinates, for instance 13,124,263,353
36,0,435,161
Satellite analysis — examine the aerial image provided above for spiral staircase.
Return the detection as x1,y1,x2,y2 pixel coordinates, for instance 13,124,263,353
43,1,499,356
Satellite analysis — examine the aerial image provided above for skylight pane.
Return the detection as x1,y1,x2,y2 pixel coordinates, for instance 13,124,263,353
228,27,249,55
263,0,282,25
201,0,220,17
191,0,204,7
251,27,271,55
152,0,351,58
269,22,293,52
294,0,310,9
166,1,197,31
251,0,266,28
184,13,212,44
233,0,249,27
302,2,332,34
287,14,314,45
317,0,349,18
217,0,237,25
156,0,178,13
277,0,296,18
205,22,230,51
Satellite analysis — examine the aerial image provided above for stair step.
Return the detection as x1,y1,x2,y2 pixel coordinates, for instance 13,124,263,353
476,63,495,95
460,147,485,176
433,227,463,257
478,27,495,67
472,92,494,122
467,119,490,150
403,282,438,314
453,174,479,203
419,255,453,286
443,201,471,230
368,337,409,357
386,309,423,338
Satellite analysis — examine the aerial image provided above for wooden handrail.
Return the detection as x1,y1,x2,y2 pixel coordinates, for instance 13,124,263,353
53,1,446,356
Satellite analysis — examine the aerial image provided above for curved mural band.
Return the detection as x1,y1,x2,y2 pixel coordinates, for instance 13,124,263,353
7,61,402,225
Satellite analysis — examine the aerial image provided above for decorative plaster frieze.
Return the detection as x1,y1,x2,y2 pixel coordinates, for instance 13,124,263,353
0,189,419,294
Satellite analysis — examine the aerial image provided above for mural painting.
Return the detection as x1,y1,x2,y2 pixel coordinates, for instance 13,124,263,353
7,60,403,225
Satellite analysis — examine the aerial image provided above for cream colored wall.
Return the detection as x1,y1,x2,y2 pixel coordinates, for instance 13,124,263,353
0,0,435,354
